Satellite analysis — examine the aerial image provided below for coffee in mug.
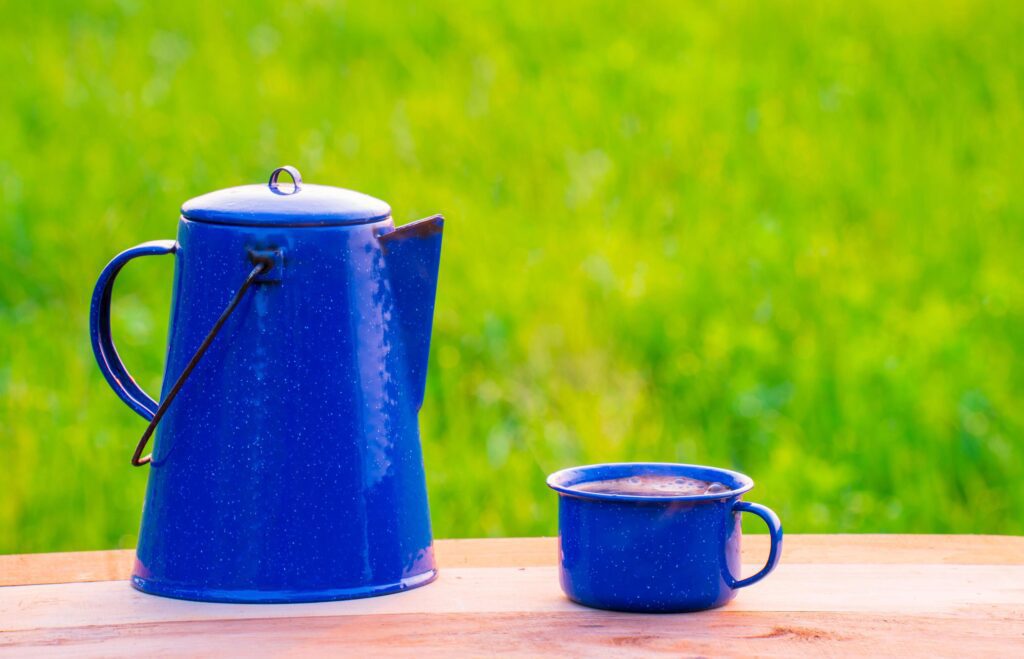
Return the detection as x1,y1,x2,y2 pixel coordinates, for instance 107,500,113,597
571,474,732,497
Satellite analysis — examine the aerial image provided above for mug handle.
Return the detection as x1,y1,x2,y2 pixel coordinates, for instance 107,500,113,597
89,240,178,422
730,501,783,589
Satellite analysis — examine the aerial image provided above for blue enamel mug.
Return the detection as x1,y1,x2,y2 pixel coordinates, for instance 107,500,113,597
547,463,783,612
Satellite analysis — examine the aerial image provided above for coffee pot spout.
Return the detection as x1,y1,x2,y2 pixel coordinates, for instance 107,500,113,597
379,214,444,409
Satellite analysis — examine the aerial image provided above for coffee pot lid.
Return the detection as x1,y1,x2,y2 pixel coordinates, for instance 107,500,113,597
181,166,392,227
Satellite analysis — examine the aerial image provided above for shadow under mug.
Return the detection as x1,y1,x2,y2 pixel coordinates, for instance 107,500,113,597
546,462,783,613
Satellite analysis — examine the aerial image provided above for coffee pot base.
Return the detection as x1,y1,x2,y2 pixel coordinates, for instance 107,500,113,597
129,568,438,604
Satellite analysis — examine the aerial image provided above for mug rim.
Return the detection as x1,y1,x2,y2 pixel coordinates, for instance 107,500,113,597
546,462,754,503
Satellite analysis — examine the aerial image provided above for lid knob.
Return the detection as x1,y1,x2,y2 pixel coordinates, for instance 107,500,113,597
268,166,302,195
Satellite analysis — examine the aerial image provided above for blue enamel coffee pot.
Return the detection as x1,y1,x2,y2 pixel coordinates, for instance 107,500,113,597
89,166,443,603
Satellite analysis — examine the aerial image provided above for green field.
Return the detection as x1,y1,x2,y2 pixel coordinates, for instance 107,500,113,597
1,1,1022,553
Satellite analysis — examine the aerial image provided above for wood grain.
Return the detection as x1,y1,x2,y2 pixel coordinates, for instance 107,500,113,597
3,563,1023,633
2,536,1023,657
3,611,1023,658
3,534,1023,588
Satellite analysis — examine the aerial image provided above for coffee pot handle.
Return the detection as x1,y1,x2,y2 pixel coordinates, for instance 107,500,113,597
90,241,273,466
90,241,178,423
728,501,784,589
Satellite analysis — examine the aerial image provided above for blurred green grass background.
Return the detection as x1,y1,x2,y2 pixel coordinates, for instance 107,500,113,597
1,0,1022,553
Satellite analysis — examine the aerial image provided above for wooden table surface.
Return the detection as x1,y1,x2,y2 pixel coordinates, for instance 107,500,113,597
2,535,1022,656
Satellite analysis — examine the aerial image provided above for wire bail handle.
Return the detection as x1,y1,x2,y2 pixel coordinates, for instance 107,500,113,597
130,253,274,466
